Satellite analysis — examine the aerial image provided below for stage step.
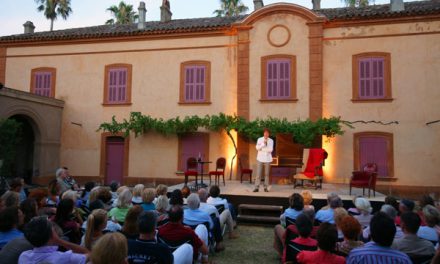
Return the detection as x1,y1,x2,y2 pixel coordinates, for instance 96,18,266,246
237,204,283,225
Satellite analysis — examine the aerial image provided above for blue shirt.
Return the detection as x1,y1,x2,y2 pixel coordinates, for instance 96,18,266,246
141,203,156,211
347,242,411,264
315,208,335,224
283,208,302,220
183,208,213,230
0,229,23,249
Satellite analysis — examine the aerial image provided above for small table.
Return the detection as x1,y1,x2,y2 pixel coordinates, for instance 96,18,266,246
196,160,212,188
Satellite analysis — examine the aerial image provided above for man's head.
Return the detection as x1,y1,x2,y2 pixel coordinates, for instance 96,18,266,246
198,188,209,203
263,128,270,138
370,212,396,247
329,196,343,209
109,181,119,192
399,199,415,213
138,211,157,235
209,185,220,198
24,216,53,247
187,193,200,210
296,214,313,238
168,205,184,223
289,193,304,211
326,192,338,205
380,204,398,219
316,222,338,252
400,211,421,234
0,206,23,232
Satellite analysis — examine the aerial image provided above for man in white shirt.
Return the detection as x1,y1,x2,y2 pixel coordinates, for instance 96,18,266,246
254,128,274,192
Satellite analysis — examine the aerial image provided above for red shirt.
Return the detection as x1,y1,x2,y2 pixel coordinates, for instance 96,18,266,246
282,237,317,263
297,249,345,264
158,222,203,257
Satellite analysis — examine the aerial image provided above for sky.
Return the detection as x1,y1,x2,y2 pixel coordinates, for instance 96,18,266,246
0,0,421,36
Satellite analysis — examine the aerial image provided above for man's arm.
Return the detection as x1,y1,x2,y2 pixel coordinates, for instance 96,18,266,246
50,228,89,254
255,138,264,151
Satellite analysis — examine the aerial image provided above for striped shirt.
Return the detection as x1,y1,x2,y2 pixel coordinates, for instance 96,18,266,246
347,242,411,264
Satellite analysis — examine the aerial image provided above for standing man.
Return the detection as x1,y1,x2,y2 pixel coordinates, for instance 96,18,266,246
254,128,273,192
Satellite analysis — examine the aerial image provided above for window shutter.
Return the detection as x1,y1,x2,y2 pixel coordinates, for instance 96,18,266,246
359,137,388,176
359,57,385,99
184,65,206,102
108,68,127,103
267,59,291,99
33,72,52,97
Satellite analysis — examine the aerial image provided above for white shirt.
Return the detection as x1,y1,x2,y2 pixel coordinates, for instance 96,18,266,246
256,136,274,163
199,202,220,218
207,196,229,211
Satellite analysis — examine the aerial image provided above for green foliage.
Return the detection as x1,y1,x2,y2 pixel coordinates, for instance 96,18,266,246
0,119,22,178
35,0,72,31
342,0,371,7
214,0,249,17
106,1,139,25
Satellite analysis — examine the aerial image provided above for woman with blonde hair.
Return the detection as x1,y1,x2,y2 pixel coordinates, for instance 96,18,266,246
141,188,156,211
89,232,128,264
301,190,314,210
155,195,169,225
81,209,107,250
131,184,144,205
108,189,132,224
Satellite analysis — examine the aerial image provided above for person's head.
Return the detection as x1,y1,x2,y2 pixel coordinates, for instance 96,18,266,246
84,182,96,193
117,189,133,208
138,211,157,235
85,209,108,250
142,188,156,204
155,195,169,213
88,187,102,204
423,205,440,227
370,212,396,247
122,205,142,235
155,184,168,196
90,232,128,264
55,167,68,179
355,197,372,215
339,215,362,241
9,177,23,192
97,187,112,204
1,190,20,207
380,204,398,220
296,214,313,238
89,199,105,211
329,196,343,209
419,194,435,208
28,188,48,208
61,190,78,204
54,198,74,224
48,179,61,196
133,184,145,197
302,207,316,223
334,207,348,227
301,190,313,206
400,211,421,234
181,186,191,199
263,128,270,138
289,193,304,211
399,199,415,213
116,186,129,195
168,205,184,223
24,216,53,247
110,181,120,192
0,206,23,232
316,223,338,252
326,192,338,205
187,193,201,210
198,188,209,203
209,185,220,198
169,189,184,206
20,198,38,225
384,196,399,212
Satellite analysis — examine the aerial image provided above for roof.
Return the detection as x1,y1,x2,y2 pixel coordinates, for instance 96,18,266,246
1,1,439,43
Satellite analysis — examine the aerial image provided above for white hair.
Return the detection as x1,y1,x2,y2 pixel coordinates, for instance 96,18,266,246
62,190,78,203
187,193,200,210
55,167,65,178
355,197,372,214
117,189,133,208
155,195,169,212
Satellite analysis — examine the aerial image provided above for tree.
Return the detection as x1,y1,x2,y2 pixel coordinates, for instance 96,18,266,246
106,1,139,25
214,0,249,17
35,0,72,31
0,119,22,191
343,0,371,7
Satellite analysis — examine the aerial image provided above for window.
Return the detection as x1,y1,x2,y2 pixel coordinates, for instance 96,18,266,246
352,52,392,101
103,64,132,105
30,67,56,97
179,61,211,104
354,132,394,178
261,55,296,101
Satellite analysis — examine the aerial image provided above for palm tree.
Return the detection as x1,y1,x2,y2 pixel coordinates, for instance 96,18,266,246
35,0,72,31
343,0,371,7
213,0,249,17
105,1,139,25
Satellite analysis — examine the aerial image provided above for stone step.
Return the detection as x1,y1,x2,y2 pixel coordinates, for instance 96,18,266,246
237,204,283,225
237,214,280,224
238,204,283,212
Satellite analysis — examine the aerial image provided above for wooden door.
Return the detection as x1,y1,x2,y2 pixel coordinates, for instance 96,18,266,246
105,137,125,184
178,133,209,173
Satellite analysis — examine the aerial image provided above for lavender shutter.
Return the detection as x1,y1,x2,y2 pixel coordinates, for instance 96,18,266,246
108,68,127,103
184,65,206,102
359,57,385,99
267,59,290,99
34,72,52,97
359,137,388,177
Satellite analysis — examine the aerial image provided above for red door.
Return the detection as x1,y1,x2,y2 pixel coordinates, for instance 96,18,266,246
105,137,125,185
179,133,209,173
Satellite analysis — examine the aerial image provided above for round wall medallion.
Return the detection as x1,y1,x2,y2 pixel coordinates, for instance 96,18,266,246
267,24,291,48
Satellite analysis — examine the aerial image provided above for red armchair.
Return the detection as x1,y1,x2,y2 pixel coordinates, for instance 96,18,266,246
349,163,378,197
208,157,226,186
293,148,328,190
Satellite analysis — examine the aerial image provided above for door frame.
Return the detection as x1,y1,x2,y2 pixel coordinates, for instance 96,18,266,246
100,132,130,184
177,132,210,171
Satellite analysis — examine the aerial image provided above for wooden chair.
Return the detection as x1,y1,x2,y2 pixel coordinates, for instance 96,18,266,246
184,157,198,187
293,149,328,190
208,157,226,186
349,163,378,197
238,155,253,183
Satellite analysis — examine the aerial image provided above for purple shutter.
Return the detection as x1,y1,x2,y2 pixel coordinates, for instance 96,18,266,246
267,59,290,99
359,137,388,176
184,65,206,102
359,57,385,99
108,68,127,103
33,72,52,97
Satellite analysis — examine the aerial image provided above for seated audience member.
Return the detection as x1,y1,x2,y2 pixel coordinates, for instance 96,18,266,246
28,188,55,216
353,198,373,228
128,211,193,264
53,198,82,244
10,178,26,202
392,211,435,258
56,167,78,193
132,184,144,205
363,204,404,241
153,184,168,205
301,190,314,210
62,190,84,225
280,193,304,226
207,185,236,219
108,188,132,223
81,201,121,232
181,186,191,204
334,207,349,241
1,190,20,208
46,179,61,207
81,209,108,250
417,205,440,243
169,189,184,206
198,188,238,239
396,199,415,226
417,194,435,226
156,195,170,225
20,198,38,225
297,222,345,264
80,182,95,203
348,196,362,216
158,205,209,263
0,206,24,248
336,215,364,256
109,181,120,202
315,195,342,224
121,205,143,240
89,232,127,264
347,212,411,264
282,213,317,263
141,188,156,211
0,236,33,264
18,216,88,264
384,196,400,212
96,187,113,210
321,192,339,210
112,186,129,208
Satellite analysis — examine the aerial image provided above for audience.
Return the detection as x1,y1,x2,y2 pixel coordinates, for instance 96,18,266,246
141,188,156,211
207,185,236,219
53,198,82,244
46,179,61,207
283,213,317,263
347,212,411,264
81,182,96,203
56,167,78,193
362,204,404,241
300,190,314,210
81,209,108,250
353,197,373,228
0,206,24,248
181,186,191,204
109,181,120,202
10,177,26,202
334,207,349,240
20,198,38,225
131,184,144,205
108,188,132,223
121,205,143,239
156,194,170,225
280,193,304,226
89,232,127,264
315,195,342,224
417,204,440,243
336,215,364,256
396,199,415,226
1,190,20,208
384,196,399,212
169,189,184,206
